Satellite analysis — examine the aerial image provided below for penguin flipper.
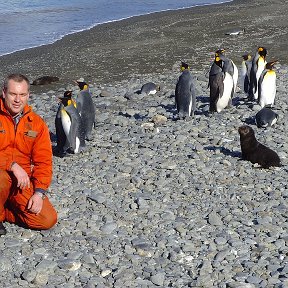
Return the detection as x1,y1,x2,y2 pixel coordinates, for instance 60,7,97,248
244,75,250,94
69,116,83,153
257,70,266,104
190,81,196,113
218,73,225,99
55,116,67,151
249,60,258,98
209,73,223,112
175,78,181,111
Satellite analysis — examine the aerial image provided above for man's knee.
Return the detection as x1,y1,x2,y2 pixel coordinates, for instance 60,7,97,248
39,208,58,230
0,170,12,190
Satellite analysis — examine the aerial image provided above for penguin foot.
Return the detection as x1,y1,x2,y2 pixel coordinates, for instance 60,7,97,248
85,134,93,141
184,116,193,122
53,150,67,158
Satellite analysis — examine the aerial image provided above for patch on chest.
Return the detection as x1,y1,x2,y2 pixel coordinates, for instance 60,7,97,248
24,130,38,138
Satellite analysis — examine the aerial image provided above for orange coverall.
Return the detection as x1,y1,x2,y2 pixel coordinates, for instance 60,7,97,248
0,98,57,229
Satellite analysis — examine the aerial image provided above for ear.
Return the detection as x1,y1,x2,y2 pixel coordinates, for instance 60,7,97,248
2,89,6,99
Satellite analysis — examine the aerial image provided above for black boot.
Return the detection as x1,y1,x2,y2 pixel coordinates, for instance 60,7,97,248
0,222,6,236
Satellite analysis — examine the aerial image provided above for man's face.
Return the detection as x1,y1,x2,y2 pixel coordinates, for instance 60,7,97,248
2,79,29,116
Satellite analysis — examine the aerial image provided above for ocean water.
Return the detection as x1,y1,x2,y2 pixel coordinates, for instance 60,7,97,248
0,0,231,56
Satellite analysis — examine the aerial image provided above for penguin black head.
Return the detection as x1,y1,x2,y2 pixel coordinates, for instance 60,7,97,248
214,55,223,68
242,53,251,61
74,78,89,91
59,90,74,107
63,90,73,98
180,62,190,71
258,47,267,58
215,48,225,57
76,81,89,91
265,60,277,70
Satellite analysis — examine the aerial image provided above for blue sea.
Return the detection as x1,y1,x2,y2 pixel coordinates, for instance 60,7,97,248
0,0,231,57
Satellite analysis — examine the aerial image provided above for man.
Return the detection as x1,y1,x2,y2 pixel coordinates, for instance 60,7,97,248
0,74,57,235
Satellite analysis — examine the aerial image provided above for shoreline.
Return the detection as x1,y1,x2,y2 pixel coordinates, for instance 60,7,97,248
0,0,233,58
0,0,287,92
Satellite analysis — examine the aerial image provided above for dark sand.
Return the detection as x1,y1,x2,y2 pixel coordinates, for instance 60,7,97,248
0,0,287,92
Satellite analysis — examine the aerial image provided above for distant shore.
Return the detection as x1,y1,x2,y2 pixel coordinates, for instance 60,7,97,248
0,0,287,93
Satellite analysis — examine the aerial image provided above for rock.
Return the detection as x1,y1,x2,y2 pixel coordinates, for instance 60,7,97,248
208,210,223,226
150,272,165,286
21,270,37,283
58,260,82,271
33,272,49,286
99,90,111,97
151,114,168,125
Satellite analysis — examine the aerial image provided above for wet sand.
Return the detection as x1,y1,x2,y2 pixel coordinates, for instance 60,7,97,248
0,0,287,92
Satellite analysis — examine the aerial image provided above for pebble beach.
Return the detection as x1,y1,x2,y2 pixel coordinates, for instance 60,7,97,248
1,0,288,287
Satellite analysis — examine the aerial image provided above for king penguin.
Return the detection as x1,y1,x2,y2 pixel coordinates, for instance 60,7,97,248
249,46,267,101
258,61,277,108
140,82,160,95
209,51,234,112
175,62,196,119
60,94,86,154
241,53,252,96
75,79,96,141
255,106,278,128
54,90,75,157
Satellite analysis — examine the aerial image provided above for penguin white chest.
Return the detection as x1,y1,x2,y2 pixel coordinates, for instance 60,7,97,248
259,72,276,107
232,62,238,93
254,58,267,99
74,137,81,154
148,89,157,95
60,110,71,137
241,61,247,78
216,72,233,112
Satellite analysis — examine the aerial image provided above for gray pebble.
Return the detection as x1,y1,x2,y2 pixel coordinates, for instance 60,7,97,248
150,272,165,286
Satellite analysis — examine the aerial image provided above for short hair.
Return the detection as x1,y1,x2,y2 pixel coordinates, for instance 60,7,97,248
3,73,30,92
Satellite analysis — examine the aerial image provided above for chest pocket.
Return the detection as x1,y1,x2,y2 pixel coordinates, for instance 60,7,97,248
22,129,38,152
17,116,39,154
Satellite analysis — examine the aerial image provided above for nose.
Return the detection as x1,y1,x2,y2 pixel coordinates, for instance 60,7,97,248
14,94,21,102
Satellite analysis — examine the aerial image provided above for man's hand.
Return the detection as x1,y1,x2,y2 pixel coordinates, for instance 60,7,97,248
27,193,44,215
10,162,30,190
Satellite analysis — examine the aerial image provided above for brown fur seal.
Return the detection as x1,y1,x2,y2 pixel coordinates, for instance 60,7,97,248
238,125,281,168
31,76,59,85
